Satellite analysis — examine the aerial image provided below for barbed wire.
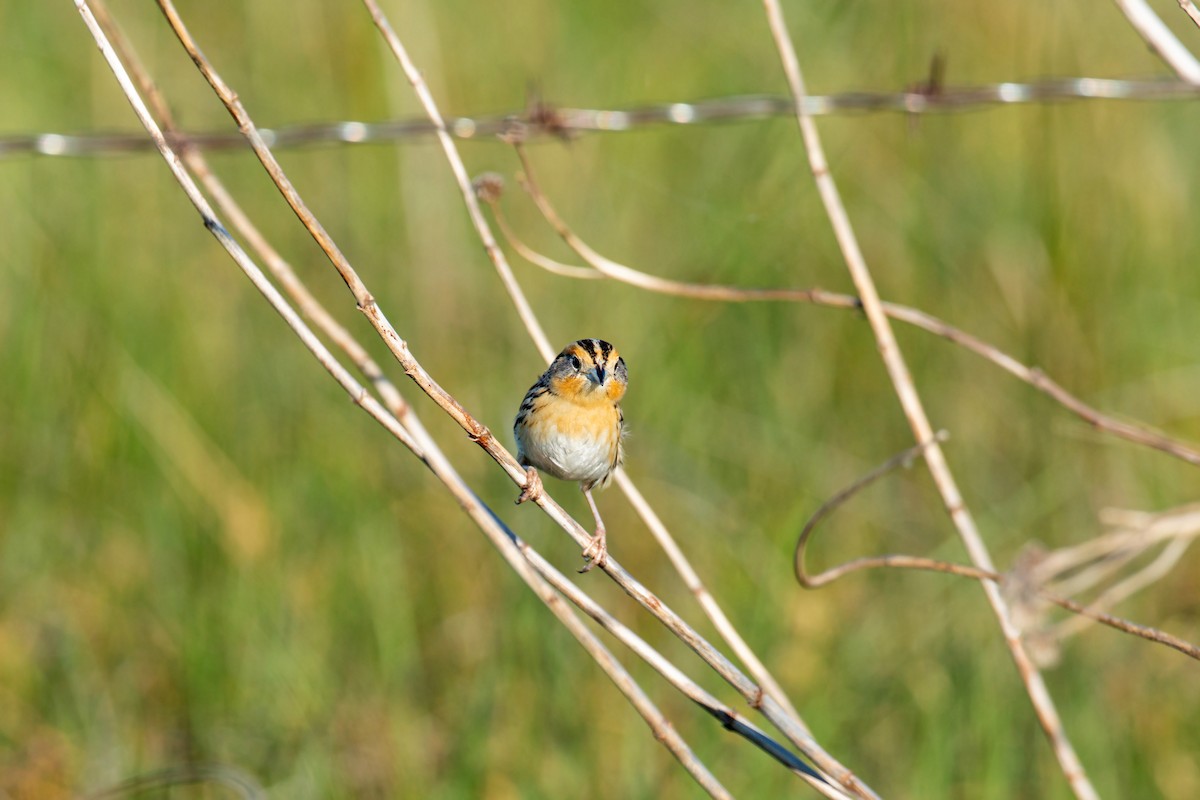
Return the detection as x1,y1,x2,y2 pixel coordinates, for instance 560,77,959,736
4,75,1196,158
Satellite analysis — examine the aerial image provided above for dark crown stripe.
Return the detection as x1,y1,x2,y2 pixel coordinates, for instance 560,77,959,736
578,338,599,362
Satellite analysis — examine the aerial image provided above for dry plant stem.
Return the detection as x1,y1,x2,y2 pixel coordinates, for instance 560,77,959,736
514,535,841,794
761,3,1098,798
503,149,818,730
799,552,1200,661
792,434,947,588
1036,503,1200,581
355,4,880,793
881,306,1200,467
145,1,862,793
511,150,819,304
158,0,528,501
1048,537,1192,642
489,200,603,280
88,0,426,449
99,10,760,791
78,1,417,463
1041,505,1200,641
359,0,554,362
1113,0,1200,83
80,6,732,795
495,164,1200,469
151,0,529,494
611,471,806,726
1048,546,1143,600
791,454,1200,661
1180,0,1200,29
1041,586,1199,659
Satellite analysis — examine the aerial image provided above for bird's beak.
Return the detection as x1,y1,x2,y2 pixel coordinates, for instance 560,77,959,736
588,366,606,386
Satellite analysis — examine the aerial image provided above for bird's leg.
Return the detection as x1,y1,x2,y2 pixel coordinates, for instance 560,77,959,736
516,467,543,505
578,487,608,573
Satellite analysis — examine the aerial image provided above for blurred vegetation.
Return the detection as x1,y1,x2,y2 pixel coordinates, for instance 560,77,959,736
2,1,1199,797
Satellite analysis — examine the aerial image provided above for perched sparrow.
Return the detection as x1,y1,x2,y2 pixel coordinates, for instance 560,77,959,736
514,339,627,572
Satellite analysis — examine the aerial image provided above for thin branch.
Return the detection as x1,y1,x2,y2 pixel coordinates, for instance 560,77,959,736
358,0,553,362
513,533,839,794
473,173,603,280
128,1,871,794
355,0,873,786
760,2,1099,798
489,158,1200,469
87,0,428,450
1113,0,1200,84
882,310,1200,467
792,434,947,588
1036,503,1200,581
790,457,1200,662
80,4,732,795
1179,0,1200,29
507,148,817,303
1036,504,1200,645
360,3,876,796
1044,536,1192,644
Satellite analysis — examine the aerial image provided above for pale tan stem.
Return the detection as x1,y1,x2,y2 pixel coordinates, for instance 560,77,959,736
761,1,1098,797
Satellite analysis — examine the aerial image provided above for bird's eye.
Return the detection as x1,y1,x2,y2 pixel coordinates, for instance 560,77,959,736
567,354,582,370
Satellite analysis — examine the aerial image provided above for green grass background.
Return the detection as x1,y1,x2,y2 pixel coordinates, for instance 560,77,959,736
2,1,1199,797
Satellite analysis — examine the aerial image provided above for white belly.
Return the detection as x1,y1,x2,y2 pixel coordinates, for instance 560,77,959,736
519,427,614,486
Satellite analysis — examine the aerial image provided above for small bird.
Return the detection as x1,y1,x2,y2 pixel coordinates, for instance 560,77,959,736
514,339,628,572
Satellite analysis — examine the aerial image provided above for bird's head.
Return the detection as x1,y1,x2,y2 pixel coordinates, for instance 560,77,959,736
548,338,627,405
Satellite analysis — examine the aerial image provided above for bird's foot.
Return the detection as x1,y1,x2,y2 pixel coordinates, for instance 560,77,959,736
578,530,608,573
516,467,543,505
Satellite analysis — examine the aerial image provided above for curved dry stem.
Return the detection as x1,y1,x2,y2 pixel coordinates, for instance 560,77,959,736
488,164,841,744
492,156,1200,469
790,455,1200,662
792,434,947,589
761,1,1098,797
472,175,603,281
509,146,819,304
